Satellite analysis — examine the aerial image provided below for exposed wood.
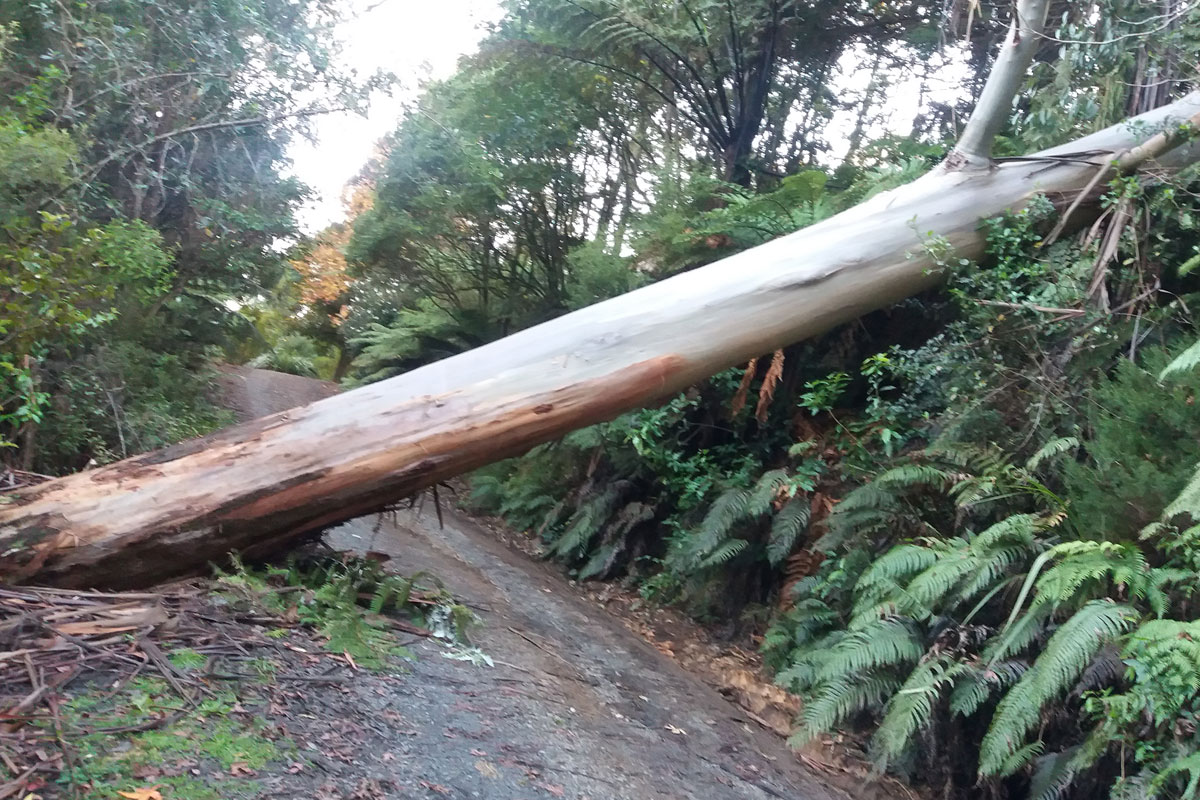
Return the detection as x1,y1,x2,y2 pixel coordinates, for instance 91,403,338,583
2,94,1199,589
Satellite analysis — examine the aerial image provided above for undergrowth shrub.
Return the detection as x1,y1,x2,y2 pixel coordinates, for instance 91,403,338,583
764,351,1200,799
35,343,233,472
215,553,478,669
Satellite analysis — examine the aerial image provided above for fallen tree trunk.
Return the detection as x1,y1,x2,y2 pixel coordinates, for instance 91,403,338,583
3,95,1200,588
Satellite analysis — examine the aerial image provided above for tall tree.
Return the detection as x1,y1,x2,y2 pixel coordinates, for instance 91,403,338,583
523,0,933,186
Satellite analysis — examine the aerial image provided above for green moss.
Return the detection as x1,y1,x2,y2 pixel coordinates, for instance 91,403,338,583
51,674,292,799
168,648,207,671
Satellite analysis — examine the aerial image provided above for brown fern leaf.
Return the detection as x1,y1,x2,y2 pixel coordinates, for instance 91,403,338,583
780,550,825,610
754,349,785,423
730,357,758,418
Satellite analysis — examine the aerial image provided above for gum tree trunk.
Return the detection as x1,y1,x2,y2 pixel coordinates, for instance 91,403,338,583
2,93,1199,588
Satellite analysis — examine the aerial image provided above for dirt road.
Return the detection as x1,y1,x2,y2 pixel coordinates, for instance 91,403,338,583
220,367,859,800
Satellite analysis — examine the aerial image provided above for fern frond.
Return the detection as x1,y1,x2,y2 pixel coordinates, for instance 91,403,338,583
906,548,980,610
1034,542,1147,608
794,672,901,746
873,464,954,490
1163,463,1200,523
979,601,1136,777
699,538,749,568
856,543,945,595
1029,748,1083,800
998,740,1045,778
815,618,923,681
1026,437,1080,471
957,547,1030,609
1160,338,1200,380
577,542,620,581
872,656,966,768
774,629,846,691
748,469,790,514
949,660,1027,718
680,485,751,564
985,603,1052,662
974,513,1040,549
548,486,620,558
1151,750,1200,799
767,498,810,566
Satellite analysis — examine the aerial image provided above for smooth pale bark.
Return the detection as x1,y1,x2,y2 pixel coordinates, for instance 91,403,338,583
3,95,1200,588
952,0,1050,165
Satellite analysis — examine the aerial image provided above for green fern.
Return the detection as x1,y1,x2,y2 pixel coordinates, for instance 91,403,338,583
548,485,622,558
1162,463,1200,523
979,600,1137,777
671,469,784,571
873,463,955,490
816,618,923,681
949,660,1026,718
1152,751,1200,800
1160,338,1200,380
1026,437,1080,472
872,656,966,767
1032,542,1148,609
767,498,810,566
699,538,750,568
794,673,901,747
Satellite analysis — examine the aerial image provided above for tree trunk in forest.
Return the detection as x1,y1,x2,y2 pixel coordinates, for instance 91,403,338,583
2,93,1199,589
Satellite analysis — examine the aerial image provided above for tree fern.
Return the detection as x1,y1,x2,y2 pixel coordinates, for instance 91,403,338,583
979,600,1137,777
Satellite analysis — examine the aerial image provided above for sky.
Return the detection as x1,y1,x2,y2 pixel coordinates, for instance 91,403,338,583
289,0,502,233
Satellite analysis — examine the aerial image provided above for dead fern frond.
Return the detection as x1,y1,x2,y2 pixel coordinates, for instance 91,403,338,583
755,349,786,423
730,357,758,418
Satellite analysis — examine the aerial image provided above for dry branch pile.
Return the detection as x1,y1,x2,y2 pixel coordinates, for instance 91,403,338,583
0,584,204,797
0,579,369,799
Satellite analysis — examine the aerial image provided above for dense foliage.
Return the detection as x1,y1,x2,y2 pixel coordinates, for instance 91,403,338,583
0,0,378,471
333,2,1200,798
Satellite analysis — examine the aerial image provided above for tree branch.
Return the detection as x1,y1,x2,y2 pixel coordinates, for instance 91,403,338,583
950,0,1050,167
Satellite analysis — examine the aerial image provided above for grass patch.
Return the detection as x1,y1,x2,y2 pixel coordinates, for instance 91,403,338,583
52,676,293,799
